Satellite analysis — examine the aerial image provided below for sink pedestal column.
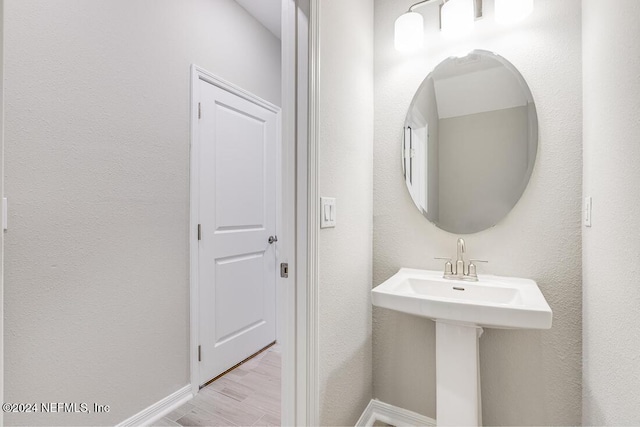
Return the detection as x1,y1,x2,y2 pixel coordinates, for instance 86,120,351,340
435,321,483,426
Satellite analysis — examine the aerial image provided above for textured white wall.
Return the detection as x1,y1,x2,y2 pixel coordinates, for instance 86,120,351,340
582,1,640,424
3,1,280,425
373,0,583,424
318,0,374,425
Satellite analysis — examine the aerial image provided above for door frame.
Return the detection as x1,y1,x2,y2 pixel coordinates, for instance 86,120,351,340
189,0,320,424
280,0,320,424
291,0,320,425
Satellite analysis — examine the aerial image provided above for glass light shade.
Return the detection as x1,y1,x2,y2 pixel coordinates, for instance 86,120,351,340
441,0,475,36
495,0,534,24
394,12,424,52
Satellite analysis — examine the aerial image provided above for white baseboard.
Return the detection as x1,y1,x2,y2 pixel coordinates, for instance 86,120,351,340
117,385,193,427
356,399,436,427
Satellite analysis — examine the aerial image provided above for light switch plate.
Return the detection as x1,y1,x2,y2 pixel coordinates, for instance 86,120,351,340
320,197,336,228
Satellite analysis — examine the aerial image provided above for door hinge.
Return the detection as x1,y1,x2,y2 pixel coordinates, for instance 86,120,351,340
280,263,289,278
198,102,201,119
198,345,201,362
197,224,202,240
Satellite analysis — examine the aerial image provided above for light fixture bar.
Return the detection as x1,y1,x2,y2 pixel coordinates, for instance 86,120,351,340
408,0,482,16
394,0,484,52
407,0,483,25
408,0,440,13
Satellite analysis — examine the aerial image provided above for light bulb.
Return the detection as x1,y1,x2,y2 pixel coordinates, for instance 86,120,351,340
441,0,475,36
394,12,424,52
495,0,534,24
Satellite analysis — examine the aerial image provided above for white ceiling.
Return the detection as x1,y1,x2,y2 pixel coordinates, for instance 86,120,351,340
235,0,281,40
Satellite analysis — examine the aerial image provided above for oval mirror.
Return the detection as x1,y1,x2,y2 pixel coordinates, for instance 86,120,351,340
403,50,538,234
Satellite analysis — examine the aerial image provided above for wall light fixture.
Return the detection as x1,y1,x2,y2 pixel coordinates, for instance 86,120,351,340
394,11,424,51
394,0,533,52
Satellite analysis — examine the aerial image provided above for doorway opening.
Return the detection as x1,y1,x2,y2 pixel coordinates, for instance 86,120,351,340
184,1,318,425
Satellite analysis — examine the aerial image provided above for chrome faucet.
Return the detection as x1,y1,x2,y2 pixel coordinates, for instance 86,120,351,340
456,238,466,277
436,238,487,282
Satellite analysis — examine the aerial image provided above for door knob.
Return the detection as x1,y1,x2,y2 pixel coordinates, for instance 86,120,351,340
268,235,278,244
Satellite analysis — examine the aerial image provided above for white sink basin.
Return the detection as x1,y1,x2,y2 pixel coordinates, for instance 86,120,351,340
372,268,552,330
372,268,553,425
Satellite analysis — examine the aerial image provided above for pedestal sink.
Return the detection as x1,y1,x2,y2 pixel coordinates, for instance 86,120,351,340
371,268,552,426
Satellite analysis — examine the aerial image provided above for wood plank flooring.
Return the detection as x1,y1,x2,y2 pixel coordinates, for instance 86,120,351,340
156,346,281,426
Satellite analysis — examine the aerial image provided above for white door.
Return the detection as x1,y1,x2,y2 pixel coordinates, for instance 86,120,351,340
197,77,278,386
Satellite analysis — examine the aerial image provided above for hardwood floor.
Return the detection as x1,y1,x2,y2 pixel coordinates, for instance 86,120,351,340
156,346,281,426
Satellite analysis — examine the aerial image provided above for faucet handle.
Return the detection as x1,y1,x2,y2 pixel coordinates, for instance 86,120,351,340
435,257,454,276
467,259,488,278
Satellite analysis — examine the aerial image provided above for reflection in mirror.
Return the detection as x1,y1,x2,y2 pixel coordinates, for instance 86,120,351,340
403,50,537,234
